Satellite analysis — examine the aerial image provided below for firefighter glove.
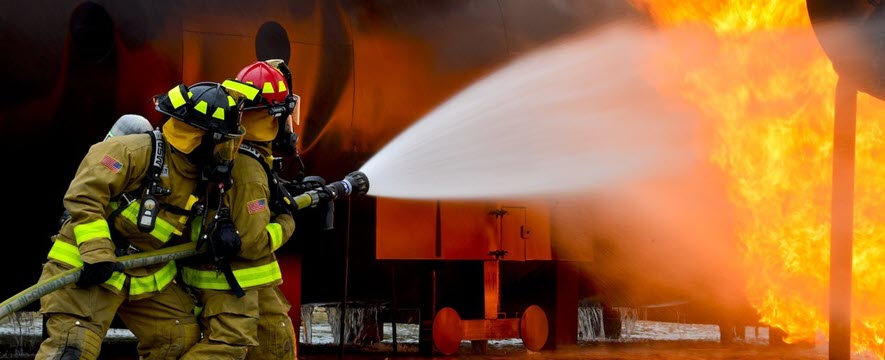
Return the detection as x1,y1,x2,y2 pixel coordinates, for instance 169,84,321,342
77,261,123,288
211,217,241,262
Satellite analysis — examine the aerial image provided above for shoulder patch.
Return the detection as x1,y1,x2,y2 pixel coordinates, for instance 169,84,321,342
247,198,268,214
100,155,123,173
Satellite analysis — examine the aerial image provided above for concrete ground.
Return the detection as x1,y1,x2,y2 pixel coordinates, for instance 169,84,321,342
0,310,844,360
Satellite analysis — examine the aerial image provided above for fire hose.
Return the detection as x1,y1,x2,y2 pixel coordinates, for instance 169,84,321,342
0,242,199,321
0,171,370,321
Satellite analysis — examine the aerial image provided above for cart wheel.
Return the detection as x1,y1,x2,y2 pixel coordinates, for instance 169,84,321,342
520,304,548,351
432,307,462,355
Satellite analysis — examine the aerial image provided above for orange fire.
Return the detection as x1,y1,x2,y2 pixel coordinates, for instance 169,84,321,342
631,0,885,357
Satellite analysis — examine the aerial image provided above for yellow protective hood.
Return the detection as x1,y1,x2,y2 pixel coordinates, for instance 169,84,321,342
163,118,206,154
241,110,278,142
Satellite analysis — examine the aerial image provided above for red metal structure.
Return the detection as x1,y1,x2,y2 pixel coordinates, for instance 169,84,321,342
377,199,556,354
0,1,636,354
8,0,853,356
0,0,637,354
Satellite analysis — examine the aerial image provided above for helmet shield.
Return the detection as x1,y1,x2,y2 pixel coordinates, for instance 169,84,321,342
211,125,246,165
202,123,246,186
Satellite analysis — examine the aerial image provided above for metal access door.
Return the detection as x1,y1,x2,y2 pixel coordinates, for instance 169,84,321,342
376,198,551,261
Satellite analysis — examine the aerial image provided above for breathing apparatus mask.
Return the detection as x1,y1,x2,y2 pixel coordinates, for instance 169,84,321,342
267,60,299,156
201,127,245,187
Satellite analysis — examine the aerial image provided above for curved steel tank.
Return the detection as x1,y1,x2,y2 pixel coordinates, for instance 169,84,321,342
0,0,755,353
806,0,885,99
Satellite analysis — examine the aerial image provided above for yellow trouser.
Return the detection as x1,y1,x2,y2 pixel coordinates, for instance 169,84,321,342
246,286,295,360
36,260,200,360
179,288,260,360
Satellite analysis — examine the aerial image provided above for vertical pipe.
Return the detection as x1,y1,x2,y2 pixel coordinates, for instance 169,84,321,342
391,265,398,354
421,201,442,356
829,77,856,360
338,198,352,358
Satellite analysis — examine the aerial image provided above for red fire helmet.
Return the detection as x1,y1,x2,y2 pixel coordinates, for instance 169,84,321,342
236,61,289,106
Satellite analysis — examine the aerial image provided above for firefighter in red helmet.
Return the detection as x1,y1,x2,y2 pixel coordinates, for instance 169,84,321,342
36,81,248,360
178,62,299,359
238,59,299,156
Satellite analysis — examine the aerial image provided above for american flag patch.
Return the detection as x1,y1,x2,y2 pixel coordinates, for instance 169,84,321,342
100,155,123,173
247,198,268,214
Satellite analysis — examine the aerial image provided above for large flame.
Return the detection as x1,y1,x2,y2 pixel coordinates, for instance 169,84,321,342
631,0,885,357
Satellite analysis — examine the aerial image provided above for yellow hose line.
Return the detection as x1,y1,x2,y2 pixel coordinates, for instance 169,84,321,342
0,242,199,321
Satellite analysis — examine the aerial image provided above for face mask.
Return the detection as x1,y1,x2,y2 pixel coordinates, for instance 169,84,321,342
272,117,298,156
212,131,245,165
205,126,245,187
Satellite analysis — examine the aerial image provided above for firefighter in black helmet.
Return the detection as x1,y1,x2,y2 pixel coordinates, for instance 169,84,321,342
179,62,299,359
36,81,248,360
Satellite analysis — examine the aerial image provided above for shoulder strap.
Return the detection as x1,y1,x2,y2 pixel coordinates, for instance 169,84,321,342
237,143,264,167
135,130,169,233
145,129,165,185
238,143,276,183
238,143,293,213
107,130,167,253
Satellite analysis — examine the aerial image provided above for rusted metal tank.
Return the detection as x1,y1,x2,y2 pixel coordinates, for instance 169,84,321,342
0,0,734,355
